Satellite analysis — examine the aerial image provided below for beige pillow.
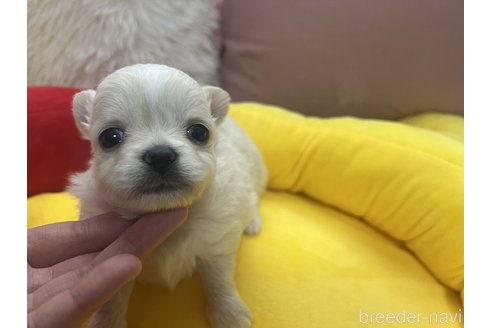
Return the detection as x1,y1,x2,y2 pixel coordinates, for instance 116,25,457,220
220,0,463,119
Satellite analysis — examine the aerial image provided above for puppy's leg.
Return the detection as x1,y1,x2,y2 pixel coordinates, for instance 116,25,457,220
244,193,262,236
87,281,135,328
244,215,261,235
198,254,252,328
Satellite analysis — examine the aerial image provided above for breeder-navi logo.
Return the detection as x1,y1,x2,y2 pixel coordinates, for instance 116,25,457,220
359,309,463,325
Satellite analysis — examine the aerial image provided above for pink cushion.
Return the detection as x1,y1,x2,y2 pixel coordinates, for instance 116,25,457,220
220,0,463,119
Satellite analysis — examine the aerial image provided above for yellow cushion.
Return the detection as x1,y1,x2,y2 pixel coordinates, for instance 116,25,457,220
27,103,463,327
400,112,464,142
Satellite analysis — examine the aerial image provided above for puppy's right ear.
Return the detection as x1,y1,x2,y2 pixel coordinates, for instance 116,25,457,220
72,90,96,140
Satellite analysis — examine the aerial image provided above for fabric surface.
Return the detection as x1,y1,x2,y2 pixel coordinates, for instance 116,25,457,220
220,0,463,119
229,104,463,295
27,102,463,327
28,0,220,88
27,87,89,197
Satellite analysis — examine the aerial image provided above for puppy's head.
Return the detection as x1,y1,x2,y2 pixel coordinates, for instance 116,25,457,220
72,64,230,213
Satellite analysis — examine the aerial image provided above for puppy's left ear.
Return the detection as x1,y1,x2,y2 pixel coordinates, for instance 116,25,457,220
202,86,230,125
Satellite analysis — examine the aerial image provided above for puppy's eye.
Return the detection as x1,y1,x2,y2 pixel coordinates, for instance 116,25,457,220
99,128,125,149
186,124,209,143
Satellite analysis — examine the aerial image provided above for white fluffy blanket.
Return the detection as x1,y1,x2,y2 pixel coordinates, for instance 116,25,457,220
28,0,219,88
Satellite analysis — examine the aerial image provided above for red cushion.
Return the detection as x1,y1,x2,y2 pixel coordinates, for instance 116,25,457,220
27,87,91,197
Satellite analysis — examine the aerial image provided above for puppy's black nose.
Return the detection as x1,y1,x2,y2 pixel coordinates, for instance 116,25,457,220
142,146,178,174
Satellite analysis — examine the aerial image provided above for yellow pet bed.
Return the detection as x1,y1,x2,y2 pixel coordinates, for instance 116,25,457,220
28,103,464,327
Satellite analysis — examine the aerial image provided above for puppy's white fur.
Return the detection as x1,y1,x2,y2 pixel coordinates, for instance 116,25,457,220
69,64,267,328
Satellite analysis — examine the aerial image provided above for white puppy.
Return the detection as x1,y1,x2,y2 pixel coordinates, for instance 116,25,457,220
69,64,267,328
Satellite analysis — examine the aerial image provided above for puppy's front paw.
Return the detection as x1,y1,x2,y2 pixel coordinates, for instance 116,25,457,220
244,216,261,235
207,294,252,328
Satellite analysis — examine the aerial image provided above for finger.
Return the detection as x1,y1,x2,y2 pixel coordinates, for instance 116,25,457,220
28,212,133,268
28,253,97,293
50,252,98,278
28,261,93,312
28,209,186,311
94,208,187,264
27,254,141,328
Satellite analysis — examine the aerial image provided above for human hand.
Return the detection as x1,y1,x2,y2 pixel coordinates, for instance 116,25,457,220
27,208,187,328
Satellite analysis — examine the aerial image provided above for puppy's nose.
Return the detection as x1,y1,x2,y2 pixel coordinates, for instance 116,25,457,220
142,146,178,174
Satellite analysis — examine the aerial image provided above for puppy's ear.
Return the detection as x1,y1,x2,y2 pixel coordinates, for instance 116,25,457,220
202,86,230,125
72,90,96,140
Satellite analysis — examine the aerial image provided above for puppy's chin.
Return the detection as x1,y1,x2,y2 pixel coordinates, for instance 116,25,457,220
98,179,207,217
128,188,195,211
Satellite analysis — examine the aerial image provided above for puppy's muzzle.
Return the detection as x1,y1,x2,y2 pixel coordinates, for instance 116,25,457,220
142,146,178,174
